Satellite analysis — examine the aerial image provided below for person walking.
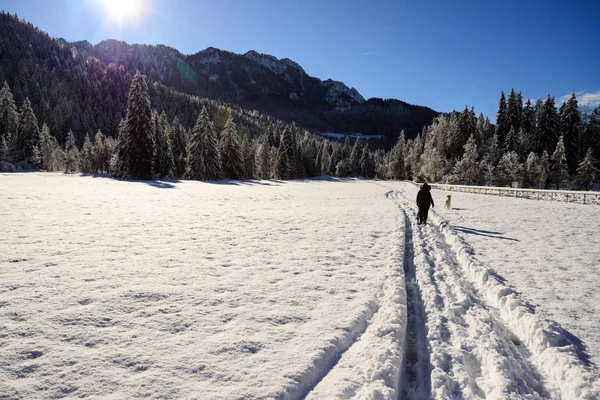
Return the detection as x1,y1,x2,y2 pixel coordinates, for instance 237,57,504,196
416,183,434,225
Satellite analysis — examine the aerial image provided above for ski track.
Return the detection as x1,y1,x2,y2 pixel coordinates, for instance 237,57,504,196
386,185,600,400
389,189,552,399
304,208,408,399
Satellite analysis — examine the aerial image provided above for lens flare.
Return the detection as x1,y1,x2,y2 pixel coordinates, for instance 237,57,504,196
96,0,145,27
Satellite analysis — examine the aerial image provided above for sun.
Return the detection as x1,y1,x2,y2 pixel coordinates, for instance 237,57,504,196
97,0,145,26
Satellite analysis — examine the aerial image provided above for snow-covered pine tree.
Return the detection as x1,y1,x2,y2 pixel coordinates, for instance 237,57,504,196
496,151,523,187
241,139,255,179
275,126,296,179
455,133,479,185
574,148,598,190
420,134,444,183
116,71,154,180
186,105,221,180
80,133,94,173
328,145,342,177
559,93,582,175
0,81,18,160
507,88,522,134
320,141,330,176
335,158,350,177
387,131,405,179
256,137,271,179
521,99,536,153
266,120,278,148
538,150,550,189
550,135,568,189
220,118,243,180
93,130,106,173
342,136,352,160
64,130,79,173
475,112,490,148
15,98,40,168
587,105,600,168
349,137,363,176
39,123,62,171
170,116,187,178
505,126,519,153
0,135,7,162
524,152,540,188
359,146,375,178
495,91,509,149
154,111,174,178
538,95,560,156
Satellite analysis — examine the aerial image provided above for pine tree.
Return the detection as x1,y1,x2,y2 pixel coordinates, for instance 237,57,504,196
241,139,255,179
359,146,373,178
349,137,363,176
507,88,522,134
550,135,568,189
220,118,243,179
522,99,536,151
80,133,94,173
387,131,405,179
329,146,342,177
342,136,352,159
93,130,106,173
0,81,18,159
587,105,600,169
454,133,479,185
538,95,560,156
266,120,278,148
39,123,62,171
170,116,187,178
256,138,271,179
538,150,550,189
505,126,519,153
186,105,222,180
559,93,582,175
320,142,330,176
495,91,509,149
0,136,7,162
496,151,523,187
64,130,79,173
154,111,174,178
275,126,296,179
15,98,40,167
524,152,540,188
574,148,598,190
475,112,490,147
115,71,154,180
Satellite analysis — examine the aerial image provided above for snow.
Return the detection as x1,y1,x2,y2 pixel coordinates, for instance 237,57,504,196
386,181,600,399
1,173,599,399
0,173,399,399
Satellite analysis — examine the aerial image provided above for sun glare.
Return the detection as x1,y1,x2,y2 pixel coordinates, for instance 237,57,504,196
97,0,145,26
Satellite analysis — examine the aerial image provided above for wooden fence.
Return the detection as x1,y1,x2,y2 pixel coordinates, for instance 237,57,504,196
428,184,600,205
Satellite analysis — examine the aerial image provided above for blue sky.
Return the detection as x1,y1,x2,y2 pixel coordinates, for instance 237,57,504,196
2,0,600,121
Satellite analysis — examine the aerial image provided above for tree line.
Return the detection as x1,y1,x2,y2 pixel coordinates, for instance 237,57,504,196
382,89,600,190
0,73,378,180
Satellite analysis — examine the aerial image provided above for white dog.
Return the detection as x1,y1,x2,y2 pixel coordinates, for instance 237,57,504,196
444,195,452,209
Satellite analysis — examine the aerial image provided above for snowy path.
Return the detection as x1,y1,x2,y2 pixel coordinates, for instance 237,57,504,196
386,185,600,399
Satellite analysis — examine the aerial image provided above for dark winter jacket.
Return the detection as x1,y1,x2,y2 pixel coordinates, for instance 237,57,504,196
416,183,434,209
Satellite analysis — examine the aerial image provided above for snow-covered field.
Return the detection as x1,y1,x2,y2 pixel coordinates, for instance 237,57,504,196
1,173,599,399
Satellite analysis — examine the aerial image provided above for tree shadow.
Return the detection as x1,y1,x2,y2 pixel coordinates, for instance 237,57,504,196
454,225,519,242
205,179,286,186
451,207,468,211
87,173,180,189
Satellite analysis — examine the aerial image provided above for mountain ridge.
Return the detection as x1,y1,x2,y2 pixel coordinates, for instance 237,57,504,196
62,37,438,142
